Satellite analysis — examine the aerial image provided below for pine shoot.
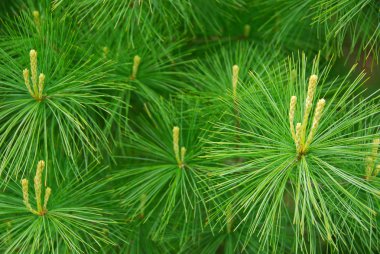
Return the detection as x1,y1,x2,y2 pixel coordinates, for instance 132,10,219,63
304,99,326,150
243,24,251,38
289,96,297,141
21,179,38,215
43,187,52,210
173,126,186,168
33,10,40,28
232,65,239,102
34,160,45,212
131,55,141,80
365,138,380,179
301,74,318,144
296,123,302,154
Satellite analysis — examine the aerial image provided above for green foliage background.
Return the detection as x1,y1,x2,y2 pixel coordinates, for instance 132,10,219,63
0,0,379,253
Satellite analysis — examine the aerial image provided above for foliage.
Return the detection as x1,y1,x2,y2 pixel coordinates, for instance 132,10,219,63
0,1,379,253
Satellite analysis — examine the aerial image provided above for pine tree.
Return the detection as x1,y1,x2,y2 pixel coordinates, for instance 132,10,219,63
0,1,379,253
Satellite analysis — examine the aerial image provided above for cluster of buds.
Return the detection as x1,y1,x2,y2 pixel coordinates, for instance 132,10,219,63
130,55,141,80
23,49,46,101
173,126,187,168
21,160,52,216
289,74,326,157
365,138,380,180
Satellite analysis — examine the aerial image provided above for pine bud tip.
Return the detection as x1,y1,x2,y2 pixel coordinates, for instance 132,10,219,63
173,126,179,135
21,178,28,185
30,49,37,57
243,24,251,37
131,55,141,79
134,55,141,64
309,74,318,84
232,65,239,97
173,126,180,165
37,160,45,172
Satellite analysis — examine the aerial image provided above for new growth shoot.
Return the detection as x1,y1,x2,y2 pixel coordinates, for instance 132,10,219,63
139,193,147,218
173,126,186,168
365,138,380,180
130,55,141,80
23,49,46,101
232,65,241,132
232,65,239,104
21,160,52,216
226,204,233,234
289,96,297,141
243,24,251,38
289,75,326,157
103,47,110,58
32,10,40,28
